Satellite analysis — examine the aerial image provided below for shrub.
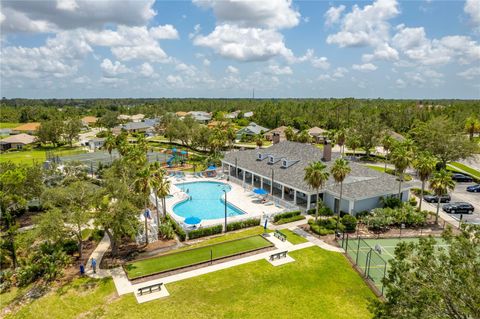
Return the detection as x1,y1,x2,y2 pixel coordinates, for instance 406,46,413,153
310,224,334,236
158,222,175,240
166,215,186,241
341,215,357,233
307,206,334,216
90,229,105,242
273,211,301,222
188,225,223,240
62,239,78,255
411,188,433,196
227,218,260,231
409,197,418,207
274,215,305,225
381,196,402,209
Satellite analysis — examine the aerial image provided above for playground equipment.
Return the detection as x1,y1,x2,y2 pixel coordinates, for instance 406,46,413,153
166,148,188,168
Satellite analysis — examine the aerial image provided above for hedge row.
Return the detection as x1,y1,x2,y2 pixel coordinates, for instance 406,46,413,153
188,225,223,240
166,215,186,241
273,210,301,222
227,218,261,231
274,215,305,225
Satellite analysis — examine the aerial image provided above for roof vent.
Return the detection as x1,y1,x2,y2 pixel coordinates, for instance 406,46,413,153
281,158,299,168
268,155,281,164
257,152,269,161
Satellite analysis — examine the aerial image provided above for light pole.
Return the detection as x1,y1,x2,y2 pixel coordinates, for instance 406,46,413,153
223,189,228,233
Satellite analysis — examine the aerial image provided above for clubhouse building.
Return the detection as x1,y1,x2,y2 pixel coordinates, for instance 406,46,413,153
221,141,411,216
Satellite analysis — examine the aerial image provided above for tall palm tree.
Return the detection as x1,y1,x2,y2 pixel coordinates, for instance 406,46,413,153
255,135,264,148
381,135,395,171
284,126,296,141
429,169,455,225
346,131,360,157
134,164,155,245
390,143,414,199
304,161,330,222
104,131,116,161
413,153,437,211
331,158,351,232
336,128,346,156
156,174,171,220
465,115,480,141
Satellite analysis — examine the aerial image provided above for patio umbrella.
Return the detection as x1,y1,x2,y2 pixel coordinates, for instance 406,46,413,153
206,165,217,171
184,216,202,225
253,188,268,195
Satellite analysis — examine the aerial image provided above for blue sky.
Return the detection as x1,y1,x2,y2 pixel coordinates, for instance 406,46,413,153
1,0,479,99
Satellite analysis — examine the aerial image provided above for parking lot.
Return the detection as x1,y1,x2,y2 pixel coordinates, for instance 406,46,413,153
422,181,480,225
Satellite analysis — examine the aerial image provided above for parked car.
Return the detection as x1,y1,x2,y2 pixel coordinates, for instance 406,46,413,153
442,202,474,214
466,184,480,192
451,173,473,182
423,194,451,203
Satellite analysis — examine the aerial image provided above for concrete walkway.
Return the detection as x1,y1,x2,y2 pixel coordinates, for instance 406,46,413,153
291,228,344,253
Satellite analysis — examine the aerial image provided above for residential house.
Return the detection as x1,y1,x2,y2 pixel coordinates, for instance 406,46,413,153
112,122,154,135
87,138,106,151
264,126,298,142
207,121,229,129
175,111,189,118
0,133,37,151
308,126,328,143
12,123,41,135
236,122,269,140
222,141,411,215
244,111,254,118
81,116,98,127
188,111,212,123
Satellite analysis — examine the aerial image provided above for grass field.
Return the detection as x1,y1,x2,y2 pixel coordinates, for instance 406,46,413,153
0,122,20,129
0,147,86,165
125,235,273,279
448,162,480,179
278,229,309,244
4,247,375,319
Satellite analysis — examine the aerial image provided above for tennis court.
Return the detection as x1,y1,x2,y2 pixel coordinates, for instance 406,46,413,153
341,236,448,294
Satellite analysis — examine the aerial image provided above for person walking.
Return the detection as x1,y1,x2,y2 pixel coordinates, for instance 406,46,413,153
79,263,85,276
91,258,97,274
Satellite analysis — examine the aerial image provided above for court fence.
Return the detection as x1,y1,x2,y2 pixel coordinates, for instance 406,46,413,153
339,233,388,296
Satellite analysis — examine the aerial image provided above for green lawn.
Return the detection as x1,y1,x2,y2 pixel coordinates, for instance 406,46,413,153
279,229,309,244
0,122,20,129
0,147,86,165
448,162,480,179
5,247,375,319
125,235,273,279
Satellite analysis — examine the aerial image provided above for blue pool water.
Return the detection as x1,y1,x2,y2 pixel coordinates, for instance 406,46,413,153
173,181,245,220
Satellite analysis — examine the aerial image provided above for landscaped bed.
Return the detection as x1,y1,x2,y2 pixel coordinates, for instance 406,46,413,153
4,247,375,319
125,235,273,279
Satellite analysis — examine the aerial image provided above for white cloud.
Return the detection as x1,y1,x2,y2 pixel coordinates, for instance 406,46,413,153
193,0,300,29
139,62,155,77
333,67,348,78
326,0,399,48
203,59,211,66
226,65,239,74
267,64,293,75
189,24,201,39
0,0,156,33
395,78,406,88
352,63,378,71
464,0,480,31
149,25,179,40
362,44,399,62
175,63,197,77
193,25,294,62
311,56,330,69
100,59,130,77
324,5,345,26
458,67,480,79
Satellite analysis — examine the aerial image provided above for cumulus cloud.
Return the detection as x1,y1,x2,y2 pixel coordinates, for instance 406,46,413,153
0,0,156,33
139,62,155,77
464,0,480,31
395,78,406,88
458,66,480,79
266,64,293,75
100,58,130,77
324,5,345,26
192,0,300,62
311,56,330,69
352,63,378,71
193,0,300,29
194,25,294,62
226,65,239,74
326,0,399,48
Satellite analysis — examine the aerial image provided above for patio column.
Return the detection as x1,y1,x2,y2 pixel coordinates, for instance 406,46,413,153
293,190,297,204
260,177,263,189
348,200,354,215
307,194,311,210
251,173,254,186
242,170,245,183
281,185,285,200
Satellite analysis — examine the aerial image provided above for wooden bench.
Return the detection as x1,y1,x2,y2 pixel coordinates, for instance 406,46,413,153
269,251,288,261
137,283,163,296
274,230,287,242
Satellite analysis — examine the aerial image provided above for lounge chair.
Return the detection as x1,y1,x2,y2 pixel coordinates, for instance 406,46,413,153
264,201,274,206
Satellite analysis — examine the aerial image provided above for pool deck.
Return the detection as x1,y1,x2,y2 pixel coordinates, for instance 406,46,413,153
159,175,286,228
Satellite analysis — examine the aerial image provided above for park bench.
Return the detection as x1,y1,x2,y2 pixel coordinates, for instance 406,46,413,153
137,283,163,296
274,230,286,242
269,250,288,261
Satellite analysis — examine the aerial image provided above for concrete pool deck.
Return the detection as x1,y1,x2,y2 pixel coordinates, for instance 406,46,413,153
159,175,286,228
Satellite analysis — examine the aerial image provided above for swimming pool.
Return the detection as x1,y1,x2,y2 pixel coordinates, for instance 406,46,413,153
173,181,245,220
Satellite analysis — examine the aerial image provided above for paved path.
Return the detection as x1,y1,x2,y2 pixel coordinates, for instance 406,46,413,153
291,228,344,253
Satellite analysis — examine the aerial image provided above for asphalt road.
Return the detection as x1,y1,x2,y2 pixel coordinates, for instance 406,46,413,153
422,181,480,225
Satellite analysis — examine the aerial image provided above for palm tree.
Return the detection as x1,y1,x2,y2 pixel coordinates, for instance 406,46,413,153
346,131,360,157
296,130,311,143
331,158,351,232
255,135,264,148
134,164,155,245
304,161,330,222
390,143,414,199
156,174,171,220
381,135,395,171
336,128,346,156
429,169,455,225
465,115,480,141
285,126,296,141
104,132,116,161
413,153,437,211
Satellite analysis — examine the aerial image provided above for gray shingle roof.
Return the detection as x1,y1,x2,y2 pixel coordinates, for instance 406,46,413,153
236,122,269,135
222,141,411,200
